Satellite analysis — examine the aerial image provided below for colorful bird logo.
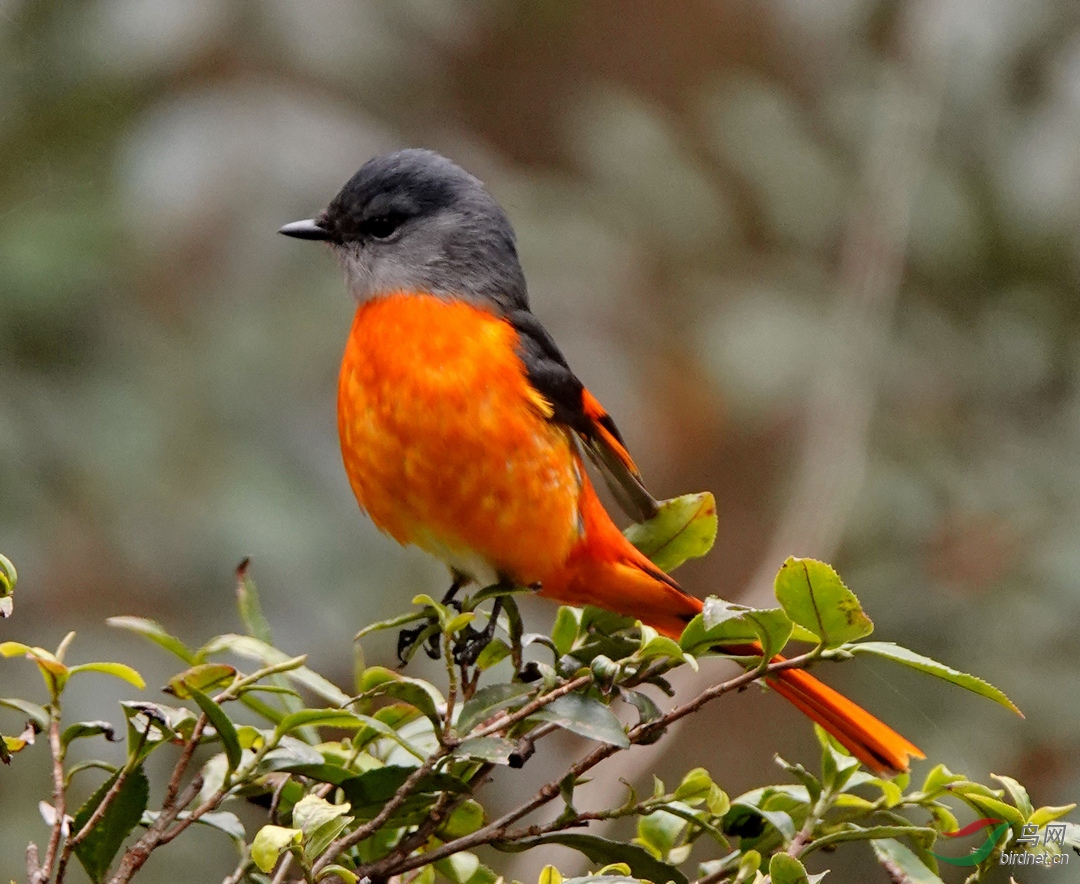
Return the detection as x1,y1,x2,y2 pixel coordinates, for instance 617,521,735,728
931,818,1009,866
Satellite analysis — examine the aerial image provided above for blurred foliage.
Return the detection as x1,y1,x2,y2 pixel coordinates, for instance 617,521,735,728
3,553,1070,883
3,0,1080,879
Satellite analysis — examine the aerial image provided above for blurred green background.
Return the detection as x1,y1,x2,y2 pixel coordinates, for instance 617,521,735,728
3,1,1079,881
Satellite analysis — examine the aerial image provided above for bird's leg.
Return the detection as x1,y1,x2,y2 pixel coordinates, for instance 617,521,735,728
453,591,505,667
397,574,469,666
440,573,468,611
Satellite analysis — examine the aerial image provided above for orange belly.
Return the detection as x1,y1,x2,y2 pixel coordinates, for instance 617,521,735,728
337,293,582,585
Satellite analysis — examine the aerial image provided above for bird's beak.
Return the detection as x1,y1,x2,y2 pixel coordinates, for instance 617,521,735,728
278,218,332,241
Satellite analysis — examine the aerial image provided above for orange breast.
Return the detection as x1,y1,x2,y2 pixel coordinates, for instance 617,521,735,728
337,293,582,585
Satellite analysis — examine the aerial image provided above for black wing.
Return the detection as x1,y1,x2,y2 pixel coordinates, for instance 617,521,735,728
508,309,660,522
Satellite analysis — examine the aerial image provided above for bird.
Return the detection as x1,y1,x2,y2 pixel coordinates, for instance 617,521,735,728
279,148,923,774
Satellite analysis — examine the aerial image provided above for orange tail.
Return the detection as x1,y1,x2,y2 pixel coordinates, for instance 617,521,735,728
540,479,923,775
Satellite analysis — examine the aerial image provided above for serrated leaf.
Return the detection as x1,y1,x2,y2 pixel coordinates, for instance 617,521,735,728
774,558,872,648
623,492,717,572
106,616,196,664
530,693,629,748
187,686,242,772
457,682,534,733
871,838,945,884
848,642,1021,715
991,774,1033,819
496,833,688,884
72,765,150,883
769,853,809,884
252,825,301,873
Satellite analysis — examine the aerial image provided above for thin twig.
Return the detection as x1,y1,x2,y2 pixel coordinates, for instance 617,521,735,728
37,712,67,884
468,673,593,740
376,654,812,877
310,749,448,876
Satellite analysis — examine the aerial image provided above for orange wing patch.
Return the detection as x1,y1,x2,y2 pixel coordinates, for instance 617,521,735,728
581,388,640,477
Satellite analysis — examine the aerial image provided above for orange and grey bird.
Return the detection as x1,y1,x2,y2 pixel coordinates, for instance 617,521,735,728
279,148,922,774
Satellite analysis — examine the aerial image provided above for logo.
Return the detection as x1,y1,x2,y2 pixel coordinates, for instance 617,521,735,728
932,818,1008,867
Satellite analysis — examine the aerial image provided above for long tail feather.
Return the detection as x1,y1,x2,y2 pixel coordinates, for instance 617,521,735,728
544,474,924,774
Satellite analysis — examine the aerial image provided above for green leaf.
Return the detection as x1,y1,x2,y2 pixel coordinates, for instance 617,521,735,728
769,853,809,884
453,736,519,764
318,865,360,884
774,557,873,648
355,608,431,640
636,627,697,670
354,667,443,730
457,682,534,733
141,808,246,844
66,661,146,689
1029,803,1077,827
106,616,196,664
623,492,717,572
235,560,273,644
252,825,302,873
870,838,945,884
292,793,353,858
991,774,1033,818
636,806,690,857
848,642,1021,715
475,638,512,670
435,852,482,884
0,552,16,617
919,763,964,797
440,799,486,839
552,606,582,657
0,697,50,729
530,693,629,748
199,634,350,706
496,833,688,884
275,708,368,735
674,768,714,804
61,721,118,749
187,685,242,772
336,765,469,811
680,602,792,659
165,663,236,698
805,824,937,855
72,765,150,883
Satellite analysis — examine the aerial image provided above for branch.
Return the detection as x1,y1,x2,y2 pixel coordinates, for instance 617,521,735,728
375,654,812,877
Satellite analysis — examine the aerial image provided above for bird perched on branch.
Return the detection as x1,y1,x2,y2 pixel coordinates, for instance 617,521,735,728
280,148,922,774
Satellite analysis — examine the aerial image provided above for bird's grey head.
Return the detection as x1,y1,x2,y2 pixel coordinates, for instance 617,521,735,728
279,149,529,312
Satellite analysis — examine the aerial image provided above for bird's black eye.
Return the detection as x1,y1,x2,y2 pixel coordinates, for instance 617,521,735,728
361,213,406,240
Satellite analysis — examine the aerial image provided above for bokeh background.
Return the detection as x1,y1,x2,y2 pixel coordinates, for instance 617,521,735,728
3,1,1079,881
